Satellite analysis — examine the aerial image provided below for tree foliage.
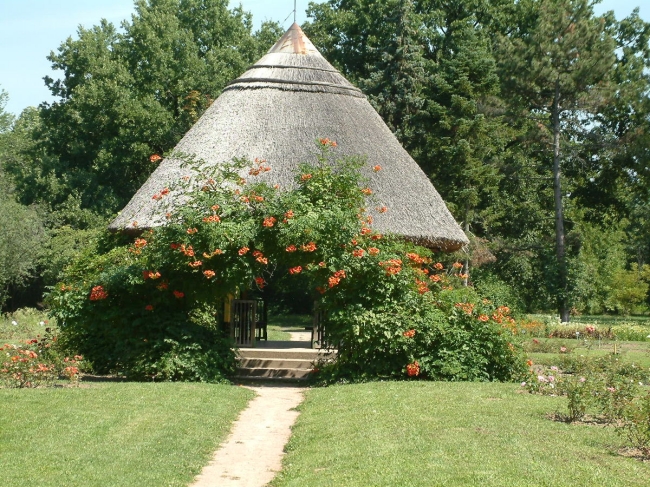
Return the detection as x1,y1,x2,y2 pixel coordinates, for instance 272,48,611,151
10,0,281,220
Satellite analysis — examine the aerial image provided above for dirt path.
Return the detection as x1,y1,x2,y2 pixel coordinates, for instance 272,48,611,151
190,329,310,487
189,384,305,487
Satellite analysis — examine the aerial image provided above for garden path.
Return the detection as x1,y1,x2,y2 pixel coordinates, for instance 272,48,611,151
189,329,308,487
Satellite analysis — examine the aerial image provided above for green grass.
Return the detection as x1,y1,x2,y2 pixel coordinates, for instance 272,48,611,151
572,314,650,326
526,338,650,368
271,382,650,487
0,382,254,487
267,313,312,341
0,308,54,343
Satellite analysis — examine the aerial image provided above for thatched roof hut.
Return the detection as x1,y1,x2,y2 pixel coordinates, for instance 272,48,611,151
109,24,468,252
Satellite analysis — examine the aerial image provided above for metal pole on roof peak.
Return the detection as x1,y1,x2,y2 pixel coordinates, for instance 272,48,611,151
294,0,297,24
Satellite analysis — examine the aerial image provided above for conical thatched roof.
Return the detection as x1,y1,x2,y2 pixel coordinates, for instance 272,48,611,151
109,24,468,251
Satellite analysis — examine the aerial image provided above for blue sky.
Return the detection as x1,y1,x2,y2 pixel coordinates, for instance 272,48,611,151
0,0,647,116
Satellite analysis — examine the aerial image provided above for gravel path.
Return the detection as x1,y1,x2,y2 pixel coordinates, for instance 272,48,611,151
190,384,305,487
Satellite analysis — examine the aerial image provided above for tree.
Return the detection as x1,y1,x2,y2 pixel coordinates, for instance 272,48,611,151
497,0,617,321
0,89,45,309
12,0,281,221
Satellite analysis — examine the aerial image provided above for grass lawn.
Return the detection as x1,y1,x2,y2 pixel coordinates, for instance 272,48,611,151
526,338,650,368
0,382,253,487
267,313,312,341
271,382,650,487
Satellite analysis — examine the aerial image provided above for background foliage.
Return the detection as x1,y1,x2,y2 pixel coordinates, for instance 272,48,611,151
0,0,649,319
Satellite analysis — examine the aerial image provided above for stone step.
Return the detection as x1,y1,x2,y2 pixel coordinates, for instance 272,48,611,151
235,367,314,380
237,348,333,360
238,357,315,369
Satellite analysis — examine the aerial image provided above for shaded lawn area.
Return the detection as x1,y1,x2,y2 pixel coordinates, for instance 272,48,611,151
0,382,254,487
271,382,650,487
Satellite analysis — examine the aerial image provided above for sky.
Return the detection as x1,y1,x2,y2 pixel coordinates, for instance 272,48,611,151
0,0,647,116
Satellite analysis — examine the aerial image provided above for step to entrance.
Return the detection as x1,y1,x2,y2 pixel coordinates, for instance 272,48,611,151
235,347,334,383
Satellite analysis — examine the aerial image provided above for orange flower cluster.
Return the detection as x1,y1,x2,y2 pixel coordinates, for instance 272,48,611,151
179,244,195,257
302,242,317,252
360,227,371,235
301,174,312,181
187,227,198,234
211,204,220,211
452,262,463,269
372,165,382,172
203,270,216,279
203,249,224,259
403,329,416,338
249,158,271,175
492,306,516,326
361,188,373,195
152,188,170,200
188,261,203,268
142,270,161,280
454,302,475,315
371,234,383,240
134,238,147,248
380,259,402,275
173,290,184,299
145,305,154,311
285,210,294,219
149,154,162,163
415,279,429,294
406,253,430,265
253,250,268,265
328,269,346,288
368,247,380,256
377,206,388,213
352,248,365,258
478,314,489,322
262,216,277,228
318,138,337,147
156,282,168,290
89,285,108,301
202,215,221,223
238,247,249,255
429,274,441,282
255,277,266,288
434,262,444,270
289,266,303,275
406,361,420,377
286,245,297,252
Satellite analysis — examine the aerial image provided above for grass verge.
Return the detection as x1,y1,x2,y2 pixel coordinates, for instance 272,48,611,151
271,382,650,487
0,382,253,487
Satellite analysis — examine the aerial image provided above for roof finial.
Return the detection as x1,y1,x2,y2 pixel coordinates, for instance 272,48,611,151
284,0,297,25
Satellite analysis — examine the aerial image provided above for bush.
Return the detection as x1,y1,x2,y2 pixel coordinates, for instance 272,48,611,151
49,143,526,383
0,328,85,387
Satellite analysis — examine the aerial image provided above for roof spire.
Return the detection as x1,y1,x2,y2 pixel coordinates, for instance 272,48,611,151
267,23,318,55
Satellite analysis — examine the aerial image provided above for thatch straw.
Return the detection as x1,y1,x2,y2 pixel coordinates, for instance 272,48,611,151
109,23,468,252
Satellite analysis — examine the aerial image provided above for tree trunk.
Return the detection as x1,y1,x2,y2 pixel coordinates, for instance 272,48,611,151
552,79,570,323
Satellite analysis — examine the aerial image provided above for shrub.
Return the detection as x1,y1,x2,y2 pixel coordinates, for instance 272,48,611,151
49,143,526,383
0,328,84,387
